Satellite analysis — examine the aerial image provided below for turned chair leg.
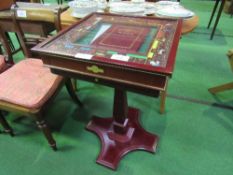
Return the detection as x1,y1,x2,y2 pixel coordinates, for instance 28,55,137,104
0,111,14,137
35,113,57,151
65,79,83,107
208,82,233,94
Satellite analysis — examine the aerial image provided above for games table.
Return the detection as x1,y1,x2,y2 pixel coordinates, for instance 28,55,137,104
32,13,182,170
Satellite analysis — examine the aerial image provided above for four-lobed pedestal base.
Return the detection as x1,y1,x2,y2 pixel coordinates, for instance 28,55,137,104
86,107,159,170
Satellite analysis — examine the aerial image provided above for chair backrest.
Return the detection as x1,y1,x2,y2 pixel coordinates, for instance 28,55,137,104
0,2,66,58
11,4,31,58
13,2,64,34
0,24,14,64
12,3,64,57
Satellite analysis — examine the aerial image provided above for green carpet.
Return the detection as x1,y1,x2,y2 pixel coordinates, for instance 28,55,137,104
1,0,233,174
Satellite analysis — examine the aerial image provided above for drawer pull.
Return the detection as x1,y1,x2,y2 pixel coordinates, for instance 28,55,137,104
86,65,104,74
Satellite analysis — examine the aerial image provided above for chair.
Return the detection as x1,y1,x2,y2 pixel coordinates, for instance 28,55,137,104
12,3,77,89
13,2,65,49
207,0,233,40
208,49,233,94
0,0,45,54
0,5,82,150
0,1,65,69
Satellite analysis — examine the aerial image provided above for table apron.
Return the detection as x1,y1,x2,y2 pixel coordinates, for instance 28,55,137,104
41,55,168,97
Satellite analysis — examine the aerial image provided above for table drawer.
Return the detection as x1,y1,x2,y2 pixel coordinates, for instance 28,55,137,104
42,56,167,93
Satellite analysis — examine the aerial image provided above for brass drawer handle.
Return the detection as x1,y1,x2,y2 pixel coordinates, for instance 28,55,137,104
86,65,104,74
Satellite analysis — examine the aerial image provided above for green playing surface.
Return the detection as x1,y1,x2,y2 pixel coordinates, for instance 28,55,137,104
75,22,158,56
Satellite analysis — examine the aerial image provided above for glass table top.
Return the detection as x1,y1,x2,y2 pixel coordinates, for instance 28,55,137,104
34,13,181,75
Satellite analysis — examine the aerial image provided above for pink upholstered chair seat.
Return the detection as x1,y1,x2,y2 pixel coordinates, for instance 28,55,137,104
0,55,6,72
0,58,63,110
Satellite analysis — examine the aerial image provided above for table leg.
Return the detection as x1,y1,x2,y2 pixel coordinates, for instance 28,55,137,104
86,88,159,170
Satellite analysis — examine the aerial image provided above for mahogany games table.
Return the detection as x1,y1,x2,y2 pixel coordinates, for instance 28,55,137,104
32,13,182,170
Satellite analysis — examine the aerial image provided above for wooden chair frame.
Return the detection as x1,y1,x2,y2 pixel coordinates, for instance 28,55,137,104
0,32,14,72
207,0,233,40
0,5,82,150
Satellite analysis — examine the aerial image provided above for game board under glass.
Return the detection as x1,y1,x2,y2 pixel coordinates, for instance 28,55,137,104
38,13,181,75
